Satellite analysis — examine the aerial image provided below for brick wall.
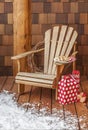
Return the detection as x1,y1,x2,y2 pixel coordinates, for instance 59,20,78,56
0,0,88,76
0,0,13,75
32,0,88,75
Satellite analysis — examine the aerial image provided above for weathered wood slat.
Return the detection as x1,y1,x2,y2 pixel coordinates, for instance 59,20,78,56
0,76,88,129
29,87,41,111
16,75,54,84
65,31,78,57
48,26,59,74
15,79,53,88
18,92,30,105
40,88,52,114
0,76,7,91
60,27,73,56
11,80,18,94
18,85,31,105
44,29,51,74
1,76,14,91
17,72,56,80
52,25,68,74
51,89,64,122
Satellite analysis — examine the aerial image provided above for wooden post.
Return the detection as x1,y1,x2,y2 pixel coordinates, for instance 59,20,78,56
13,0,31,75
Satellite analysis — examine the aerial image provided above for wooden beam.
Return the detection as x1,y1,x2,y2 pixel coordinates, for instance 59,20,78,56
13,0,31,75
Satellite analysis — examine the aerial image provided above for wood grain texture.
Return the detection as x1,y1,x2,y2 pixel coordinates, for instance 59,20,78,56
13,0,31,75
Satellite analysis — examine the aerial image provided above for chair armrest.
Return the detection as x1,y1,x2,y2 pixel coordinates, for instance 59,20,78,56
71,51,78,56
11,48,44,60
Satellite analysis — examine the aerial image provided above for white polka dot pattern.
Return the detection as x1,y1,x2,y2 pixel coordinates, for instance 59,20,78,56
58,74,80,105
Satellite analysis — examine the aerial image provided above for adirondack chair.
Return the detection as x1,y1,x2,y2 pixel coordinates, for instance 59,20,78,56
11,25,78,100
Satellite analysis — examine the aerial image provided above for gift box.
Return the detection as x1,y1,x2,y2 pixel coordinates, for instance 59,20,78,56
72,70,80,84
58,74,79,105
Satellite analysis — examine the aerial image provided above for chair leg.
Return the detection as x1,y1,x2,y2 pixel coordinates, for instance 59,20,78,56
73,60,76,70
55,87,58,100
18,84,25,94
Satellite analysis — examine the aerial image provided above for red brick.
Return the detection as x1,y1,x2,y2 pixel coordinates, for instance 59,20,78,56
44,2,51,13
32,3,43,13
51,3,63,13
68,13,75,24
61,0,69,2
0,24,5,34
47,13,56,24
7,13,13,24
5,56,12,66
84,24,88,34
2,35,13,45
39,14,48,24
81,35,88,45
0,2,4,13
80,13,87,24
32,24,42,35
78,3,88,13
4,2,13,13
32,35,43,45
63,2,70,13
5,0,13,2
0,14,7,24
0,45,13,56
32,14,39,24
71,2,78,13
0,56,4,66
5,24,13,35
42,24,52,35
56,13,68,24
78,46,88,55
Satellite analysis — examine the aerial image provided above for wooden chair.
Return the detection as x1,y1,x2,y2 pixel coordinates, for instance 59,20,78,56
11,25,78,100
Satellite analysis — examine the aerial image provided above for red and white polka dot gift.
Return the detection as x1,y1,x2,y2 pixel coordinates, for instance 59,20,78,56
72,70,80,84
58,75,79,105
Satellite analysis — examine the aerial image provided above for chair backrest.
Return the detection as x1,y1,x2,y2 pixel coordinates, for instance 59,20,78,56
44,25,78,75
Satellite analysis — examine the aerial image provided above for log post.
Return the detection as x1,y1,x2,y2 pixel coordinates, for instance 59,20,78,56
13,0,31,75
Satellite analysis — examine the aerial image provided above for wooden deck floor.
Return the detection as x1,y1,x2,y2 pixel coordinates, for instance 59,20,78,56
0,76,88,129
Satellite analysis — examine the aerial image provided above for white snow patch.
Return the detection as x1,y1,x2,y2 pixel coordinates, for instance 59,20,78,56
0,90,87,130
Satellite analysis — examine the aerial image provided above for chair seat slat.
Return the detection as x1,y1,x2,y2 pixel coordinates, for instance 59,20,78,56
16,80,53,88
16,75,54,85
17,72,56,80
